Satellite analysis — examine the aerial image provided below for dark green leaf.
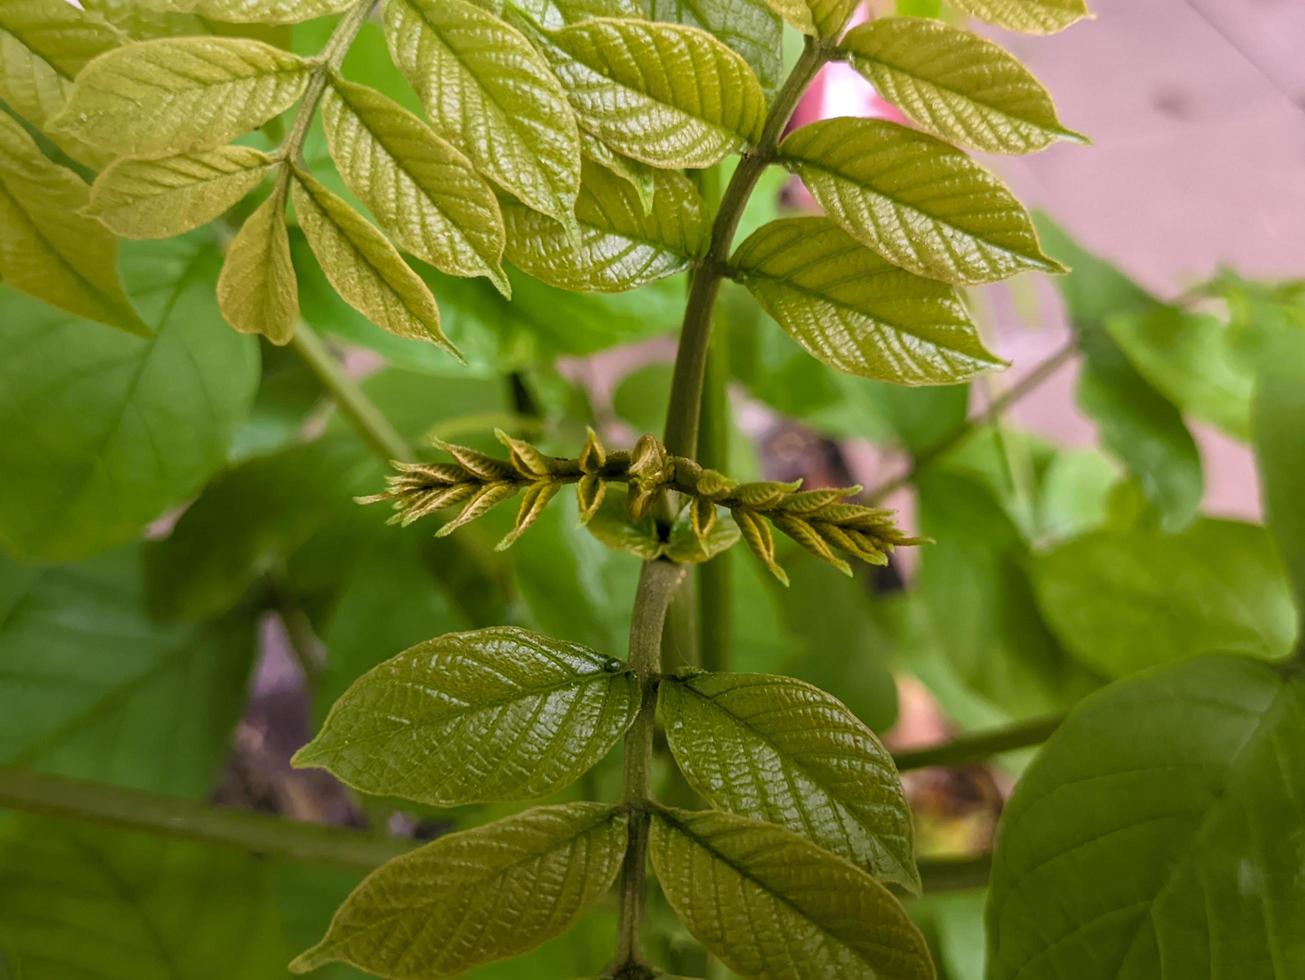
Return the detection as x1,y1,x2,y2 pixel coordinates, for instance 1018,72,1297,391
1252,326,1305,612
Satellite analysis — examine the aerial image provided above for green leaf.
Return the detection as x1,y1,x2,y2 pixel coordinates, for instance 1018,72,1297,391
320,74,510,294
660,671,918,890
762,0,857,38
53,36,313,155
382,0,581,226
171,0,355,25
88,145,279,239
948,0,1092,35
504,160,707,292
291,166,454,352
733,216,1003,385
649,806,934,980
218,176,298,344
583,485,738,564
539,17,766,169
782,118,1061,285
1252,326,1305,611
1032,519,1299,678
0,546,258,797
294,626,640,805
0,237,259,561
579,127,656,211
292,803,628,977
650,0,782,95
986,655,1305,980
840,17,1084,155
0,112,146,334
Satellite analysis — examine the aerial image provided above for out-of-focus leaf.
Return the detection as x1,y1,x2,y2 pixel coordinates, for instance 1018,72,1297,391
1032,519,1298,678
987,655,1305,980
841,17,1083,155
649,806,934,979
660,671,918,888
1252,326,1305,611
948,0,1091,35
292,804,628,977
734,216,1003,384
0,236,259,561
230,338,324,459
650,0,782,95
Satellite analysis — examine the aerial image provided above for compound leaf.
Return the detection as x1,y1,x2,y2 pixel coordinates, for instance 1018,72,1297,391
291,166,453,352
782,117,1061,285
763,0,858,38
292,803,629,977
218,178,298,344
293,626,640,805
0,112,146,334
650,0,782,95
540,17,766,169
733,215,1002,384
382,0,581,226
841,17,1084,155
88,145,278,239
504,160,708,292
948,0,1092,35
320,74,509,294
660,671,919,890
649,806,934,980
987,655,1305,980
53,36,313,156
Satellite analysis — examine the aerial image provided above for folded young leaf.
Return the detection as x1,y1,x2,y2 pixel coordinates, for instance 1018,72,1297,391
0,112,147,335
320,75,510,295
540,17,766,169
841,18,1085,155
763,0,858,39
52,36,313,156
382,0,581,227
218,178,298,344
292,803,629,977
170,0,355,25
783,118,1062,285
89,145,278,239
649,807,934,980
987,655,1305,980
732,216,1003,385
948,0,1092,35
650,0,783,95
660,671,919,891
290,167,455,353
293,626,640,805
504,160,708,291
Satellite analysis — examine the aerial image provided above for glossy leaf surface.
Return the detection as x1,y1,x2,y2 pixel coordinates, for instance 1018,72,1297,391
841,18,1083,155
733,216,1002,384
949,0,1092,35
649,806,935,980
292,803,628,977
987,655,1305,979
294,626,640,805
764,0,858,38
217,181,298,344
660,671,919,890
171,0,354,24
783,117,1061,285
650,0,782,95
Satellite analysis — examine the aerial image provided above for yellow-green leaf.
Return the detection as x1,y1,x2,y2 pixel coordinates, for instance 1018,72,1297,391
0,112,146,335
290,167,454,353
782,118,1062,285
541,17,766,169
580,128,655,212
660,671,919,890
292,626,640,805
840,18,1084,155
650,0,783,95
382,0,581,226
649,806,934,980
733,216,1003,384
763,0,857,38
504,160,707,291
88,145,277,239
52,36,313,156
948,0,1091,35
160,0,355,25
217,176,297,344
292,803,629,978
319,75,509,295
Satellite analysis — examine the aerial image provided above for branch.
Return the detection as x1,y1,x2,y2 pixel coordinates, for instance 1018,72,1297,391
893,713,1065,772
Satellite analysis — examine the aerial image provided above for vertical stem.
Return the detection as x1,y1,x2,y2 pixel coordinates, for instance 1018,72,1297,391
614,559,686,971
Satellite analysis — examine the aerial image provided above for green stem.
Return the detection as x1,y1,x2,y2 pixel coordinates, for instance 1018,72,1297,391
892,713,1065,772
281,0,375,164
614,559,686,971
291,322,410,460
663,36,831,459
0,766,409,873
